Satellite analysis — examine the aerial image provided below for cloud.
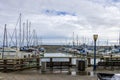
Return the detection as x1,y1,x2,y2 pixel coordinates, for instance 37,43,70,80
0,0,120,45
42,9,76,16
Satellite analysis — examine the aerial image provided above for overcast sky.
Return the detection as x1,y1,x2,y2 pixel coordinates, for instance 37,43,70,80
0,0,120,45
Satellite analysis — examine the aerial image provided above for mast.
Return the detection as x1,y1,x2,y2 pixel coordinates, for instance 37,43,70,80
79,40,81,46
28,22,31,47
76,35,78,47
2,24,8,59
5,24,8,47
82,36,84,44
22,22,25,46
19,13,22,47
72,32,75,48
33,29,35,46
36,32,38,46
87,38,90,45
97,39,99,46
40,37,43,46
26,20,29,47
107,39,109,46
15,26,17,50
119,32,120,45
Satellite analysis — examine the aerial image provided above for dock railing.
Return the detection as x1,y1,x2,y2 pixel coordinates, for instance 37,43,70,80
0,56,40,72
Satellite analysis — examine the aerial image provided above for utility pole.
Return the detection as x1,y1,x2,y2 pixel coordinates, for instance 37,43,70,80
93,34,98,71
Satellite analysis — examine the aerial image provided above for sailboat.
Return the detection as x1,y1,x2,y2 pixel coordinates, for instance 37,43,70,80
0,24,18,59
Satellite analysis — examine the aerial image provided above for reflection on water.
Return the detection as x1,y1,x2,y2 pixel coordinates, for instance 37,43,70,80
42,53,100,65
41,53,96,77
41,69,96,77
71,71,96,76
41,53,86,65
71,71,76,76
88,71,96,76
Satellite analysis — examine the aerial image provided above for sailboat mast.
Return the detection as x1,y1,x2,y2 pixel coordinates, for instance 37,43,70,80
22,23,25,46
15,27,17,50
107,39,109,46
36,32,38,46
2,24,7,59
119,32,120,45
33,29,35,46
26,20,29,47
19,13,22,47
73,32,75,47
76,35,78,47
40,37,43,46
5,25,8,47
29,22,31,46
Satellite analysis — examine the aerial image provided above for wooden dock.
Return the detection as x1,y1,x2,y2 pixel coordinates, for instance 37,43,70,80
0,57,40,72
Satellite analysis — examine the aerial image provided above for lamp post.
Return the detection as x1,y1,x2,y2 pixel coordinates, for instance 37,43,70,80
93,34,98,71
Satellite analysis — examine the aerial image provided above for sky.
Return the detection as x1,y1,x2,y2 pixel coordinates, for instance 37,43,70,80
0,0,120,46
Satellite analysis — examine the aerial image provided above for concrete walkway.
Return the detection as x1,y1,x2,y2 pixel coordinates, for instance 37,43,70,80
0,68,97,80
1,67,120,80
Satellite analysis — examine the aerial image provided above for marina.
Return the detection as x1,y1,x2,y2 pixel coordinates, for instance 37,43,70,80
0,0,120,80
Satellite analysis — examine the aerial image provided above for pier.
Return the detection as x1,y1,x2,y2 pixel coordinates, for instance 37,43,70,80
0,56,40,72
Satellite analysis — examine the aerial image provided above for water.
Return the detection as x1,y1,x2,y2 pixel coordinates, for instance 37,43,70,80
41,53,83,65
44,53,73,57
1,52,100,65
41,53,100,65
90,58,100,65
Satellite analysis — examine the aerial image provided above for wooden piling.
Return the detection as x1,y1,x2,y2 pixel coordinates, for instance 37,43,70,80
3,59,7,72
87,58,91,67
36,58,40,69
50,58,53,71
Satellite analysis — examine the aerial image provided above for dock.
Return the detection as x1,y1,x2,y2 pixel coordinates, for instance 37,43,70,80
0,56,40,72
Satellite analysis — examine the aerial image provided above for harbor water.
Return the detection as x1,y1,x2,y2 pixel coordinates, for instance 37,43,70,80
41,53,100,65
